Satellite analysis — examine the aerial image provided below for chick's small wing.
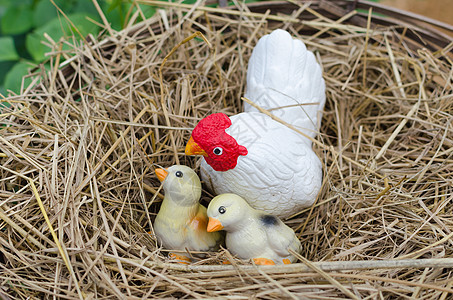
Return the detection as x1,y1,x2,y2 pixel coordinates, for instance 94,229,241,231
186,205,223,251
264,218,301,258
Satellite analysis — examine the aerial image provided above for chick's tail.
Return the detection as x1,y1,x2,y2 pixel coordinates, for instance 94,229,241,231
244,29,326,139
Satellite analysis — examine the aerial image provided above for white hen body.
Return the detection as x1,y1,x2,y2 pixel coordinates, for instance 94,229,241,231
201,29,325,218
201,113,322,217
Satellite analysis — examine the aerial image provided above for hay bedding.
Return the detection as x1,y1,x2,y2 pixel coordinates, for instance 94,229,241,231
0,0,452,298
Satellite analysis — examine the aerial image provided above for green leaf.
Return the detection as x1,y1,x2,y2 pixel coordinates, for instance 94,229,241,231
4,61,34,93
104,7,124,31
0,6,7,20
33,0,58,28
25,34,44,62
182,0,199,4
0,0,33,6
0,36,19,61
74,0,98,15
26,13,100,62
138,4,156,20
101,0,130,30
0,61,15,85
67,13,100,37
1,4,33,35
33,0,82,28
106,0,125,12
26,21,63,62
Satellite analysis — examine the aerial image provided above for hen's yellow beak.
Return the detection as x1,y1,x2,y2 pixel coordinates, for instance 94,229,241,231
185,136,208,157
155,168,168,182
207,217,224,232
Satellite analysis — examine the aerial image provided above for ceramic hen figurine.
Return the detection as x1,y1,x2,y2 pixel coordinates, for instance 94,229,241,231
185,29,325,218
153,165,223,263
206,193,302,265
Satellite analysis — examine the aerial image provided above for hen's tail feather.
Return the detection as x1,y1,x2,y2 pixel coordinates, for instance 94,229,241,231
244,29,326,139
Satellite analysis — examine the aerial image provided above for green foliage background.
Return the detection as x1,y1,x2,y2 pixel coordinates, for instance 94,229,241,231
0,0,157,96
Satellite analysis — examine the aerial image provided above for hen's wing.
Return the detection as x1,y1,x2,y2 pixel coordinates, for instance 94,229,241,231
244,29,325,139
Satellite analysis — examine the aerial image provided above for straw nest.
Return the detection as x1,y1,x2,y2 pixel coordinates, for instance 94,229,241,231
1,0,452,298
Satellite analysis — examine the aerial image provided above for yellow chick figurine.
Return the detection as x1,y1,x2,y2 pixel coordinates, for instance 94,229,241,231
206,193,302,265
153,165,223,263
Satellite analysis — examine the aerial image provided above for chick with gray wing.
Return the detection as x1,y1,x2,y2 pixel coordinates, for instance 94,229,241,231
206,193,301,265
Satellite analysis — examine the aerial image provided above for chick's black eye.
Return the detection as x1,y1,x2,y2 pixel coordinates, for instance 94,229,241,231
213,147,223,156
218,206,226,214
175,171,183,178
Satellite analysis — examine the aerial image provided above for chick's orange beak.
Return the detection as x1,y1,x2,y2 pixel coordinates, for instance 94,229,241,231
155,168,168,182
185,136,208,157
207,217,224,232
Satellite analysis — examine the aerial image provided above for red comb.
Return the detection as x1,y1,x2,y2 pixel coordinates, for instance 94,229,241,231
198,113,231,130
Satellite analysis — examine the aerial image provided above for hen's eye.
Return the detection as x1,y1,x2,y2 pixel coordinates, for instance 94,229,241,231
218,206,226,214
213,147,223,156
175,171,183,178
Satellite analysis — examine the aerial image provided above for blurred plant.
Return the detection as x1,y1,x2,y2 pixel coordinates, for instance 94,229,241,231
0,0,156,95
